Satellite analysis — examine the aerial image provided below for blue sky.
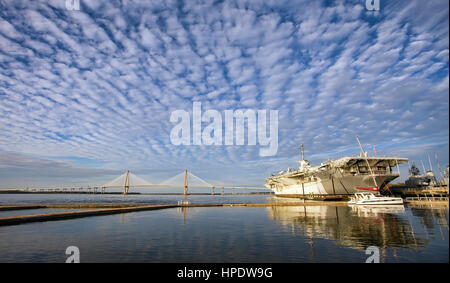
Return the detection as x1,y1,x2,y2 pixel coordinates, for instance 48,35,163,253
0,0,448,188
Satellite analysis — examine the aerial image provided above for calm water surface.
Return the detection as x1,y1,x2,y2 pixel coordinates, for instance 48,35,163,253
0,194,448,262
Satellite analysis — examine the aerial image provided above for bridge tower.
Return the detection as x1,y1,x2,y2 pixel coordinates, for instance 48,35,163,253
123,170,130,195
183,169,188,196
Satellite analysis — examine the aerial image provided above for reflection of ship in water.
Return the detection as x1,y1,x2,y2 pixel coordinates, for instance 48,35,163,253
352,205,405,215
266,198,427,253
410,207,449,236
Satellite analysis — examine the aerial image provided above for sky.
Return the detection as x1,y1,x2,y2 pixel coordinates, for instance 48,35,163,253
0,0,448,188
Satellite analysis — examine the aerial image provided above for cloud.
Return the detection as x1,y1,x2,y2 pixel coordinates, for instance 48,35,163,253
0,151,121,187
0,0,448,186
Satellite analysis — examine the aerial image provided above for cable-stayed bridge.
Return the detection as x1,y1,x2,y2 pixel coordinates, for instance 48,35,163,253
9,170,265,195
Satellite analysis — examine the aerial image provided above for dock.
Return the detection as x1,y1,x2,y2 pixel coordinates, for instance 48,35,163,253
0,201,347,227
390,186,449,198
0,204,178,226
0,205,46,211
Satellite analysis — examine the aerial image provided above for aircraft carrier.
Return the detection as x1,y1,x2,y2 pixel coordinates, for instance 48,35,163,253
265,143,408,197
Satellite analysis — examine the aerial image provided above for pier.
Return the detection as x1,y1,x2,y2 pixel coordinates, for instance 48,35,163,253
390,186,449,198
0,201,349,227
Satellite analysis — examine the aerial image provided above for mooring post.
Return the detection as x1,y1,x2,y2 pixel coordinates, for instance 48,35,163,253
183,169,188,197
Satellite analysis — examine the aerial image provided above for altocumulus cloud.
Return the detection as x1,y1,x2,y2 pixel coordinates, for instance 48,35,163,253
0,0,448,186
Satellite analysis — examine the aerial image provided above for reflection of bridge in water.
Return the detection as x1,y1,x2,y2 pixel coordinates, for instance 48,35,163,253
14,170,265,195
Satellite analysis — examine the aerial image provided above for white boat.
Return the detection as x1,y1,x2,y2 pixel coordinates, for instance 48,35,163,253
348,192,404,205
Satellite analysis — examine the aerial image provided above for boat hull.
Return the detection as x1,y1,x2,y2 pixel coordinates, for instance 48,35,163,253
267,173,399,196
353,199,404,205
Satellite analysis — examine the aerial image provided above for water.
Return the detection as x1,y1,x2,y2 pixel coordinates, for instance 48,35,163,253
0,194,448,263
0,193,272,205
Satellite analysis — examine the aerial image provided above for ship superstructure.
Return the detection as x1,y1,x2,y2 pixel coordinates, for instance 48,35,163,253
404,162,439,188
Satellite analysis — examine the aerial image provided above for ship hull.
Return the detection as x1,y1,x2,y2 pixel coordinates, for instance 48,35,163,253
267,173,399,196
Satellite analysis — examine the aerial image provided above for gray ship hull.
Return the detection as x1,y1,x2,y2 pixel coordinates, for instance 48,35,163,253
267,173,399,196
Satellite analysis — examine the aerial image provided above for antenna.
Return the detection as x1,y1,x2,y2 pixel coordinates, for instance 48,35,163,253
356,136,378,188
421,160,427,173
435,153,444,180
300,144,304,160
356,136,366,155
428,154,433,172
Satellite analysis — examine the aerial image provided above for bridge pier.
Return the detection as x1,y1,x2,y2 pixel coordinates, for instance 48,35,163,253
232,187,235,195
183,169,188,197
211,186,215,196
221,187,224,196
123,170,130,195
